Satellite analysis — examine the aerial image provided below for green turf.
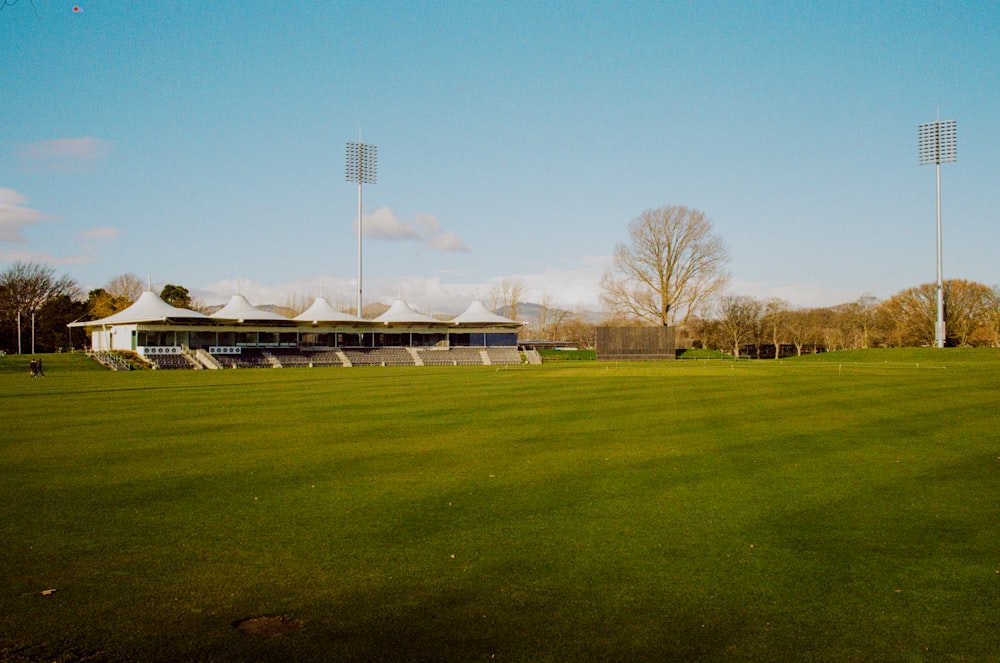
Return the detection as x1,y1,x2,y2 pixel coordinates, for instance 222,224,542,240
537,348,596,361
676,348,733,360
2,351,999,661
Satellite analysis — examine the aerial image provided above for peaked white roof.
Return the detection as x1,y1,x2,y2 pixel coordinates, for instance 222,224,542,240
451,300,522,326
373,299,441,325
70,290,209,326
210,294,290,322
293,297,362,324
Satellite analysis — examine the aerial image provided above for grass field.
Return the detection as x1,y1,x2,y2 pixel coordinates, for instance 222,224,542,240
2,350,998,661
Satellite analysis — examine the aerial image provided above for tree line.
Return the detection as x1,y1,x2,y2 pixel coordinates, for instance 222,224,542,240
517,279,1000,354
0,262,83,355
597,204,999,354
691,280,1000,358
0,262,196,354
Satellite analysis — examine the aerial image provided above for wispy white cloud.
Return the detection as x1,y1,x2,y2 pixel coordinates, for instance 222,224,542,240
77,226,121,242
356,208,470,252
426,231,470,252
0,248,93,266
0,187,57,242
17,137,112,173
358,207,421,241
415,212,441,234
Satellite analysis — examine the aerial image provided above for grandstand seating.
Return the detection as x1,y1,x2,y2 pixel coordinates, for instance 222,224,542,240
485,347,523,365
416,347,485,366
148,353,194,369
94,345,529,371
212,349,272,369
259,348,345,368
342,347,415,366
310,350,347,367
265,349,311,368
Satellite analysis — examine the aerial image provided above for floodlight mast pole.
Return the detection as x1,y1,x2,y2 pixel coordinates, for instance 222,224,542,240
345,138,378,318
935,156,943,345
357,165,363,318
919,119,956,348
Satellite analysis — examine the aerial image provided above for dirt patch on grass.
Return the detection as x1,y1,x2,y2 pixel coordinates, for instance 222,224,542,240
234,615,302,638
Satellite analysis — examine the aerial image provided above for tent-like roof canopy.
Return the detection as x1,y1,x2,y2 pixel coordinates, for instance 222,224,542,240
293,297,363,324
69,290,209,327
210,294,290,323
373,299,441,325
451,300,522,327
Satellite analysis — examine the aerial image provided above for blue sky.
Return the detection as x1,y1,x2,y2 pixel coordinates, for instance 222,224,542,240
2,1,997,314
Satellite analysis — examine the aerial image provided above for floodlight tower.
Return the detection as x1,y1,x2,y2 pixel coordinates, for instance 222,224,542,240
919,119,956,348
345,139,378,318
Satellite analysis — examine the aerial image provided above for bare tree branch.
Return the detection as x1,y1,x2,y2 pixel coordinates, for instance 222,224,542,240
601,206,730,326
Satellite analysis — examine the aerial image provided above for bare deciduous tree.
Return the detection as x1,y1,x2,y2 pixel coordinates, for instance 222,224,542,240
717,295,762,358
560,311,598,349
761,298,791,359
109,273,144,302
839,294,884,349
0,261,79,317
281,291,313,318
88,273,145,319
489,277,525,321
783,308,813,356
0,261,80,353
533,292,571,339
601,205,729,327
